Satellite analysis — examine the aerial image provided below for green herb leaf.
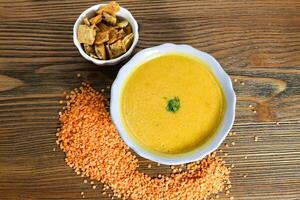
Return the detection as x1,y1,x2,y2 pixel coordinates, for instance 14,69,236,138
166,97,180,113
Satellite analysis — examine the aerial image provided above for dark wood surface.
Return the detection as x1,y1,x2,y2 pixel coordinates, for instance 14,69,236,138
0,0,300,199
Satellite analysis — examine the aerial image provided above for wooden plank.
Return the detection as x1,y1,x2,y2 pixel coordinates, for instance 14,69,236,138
0,0,299,199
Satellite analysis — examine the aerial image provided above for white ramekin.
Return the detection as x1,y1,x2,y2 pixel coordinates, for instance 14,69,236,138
110,43,236,165
73,4,139,66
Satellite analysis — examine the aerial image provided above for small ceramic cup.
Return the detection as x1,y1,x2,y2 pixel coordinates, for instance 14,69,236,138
73,4,139,65
111,43,236,165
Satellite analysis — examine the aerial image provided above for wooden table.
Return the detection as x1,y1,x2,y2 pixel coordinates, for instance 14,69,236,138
0,0,299,199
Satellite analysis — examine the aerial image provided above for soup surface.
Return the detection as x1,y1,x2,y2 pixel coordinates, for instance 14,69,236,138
121,54,225,154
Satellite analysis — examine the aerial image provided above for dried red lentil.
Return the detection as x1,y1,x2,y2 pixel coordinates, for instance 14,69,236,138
57,84,230,200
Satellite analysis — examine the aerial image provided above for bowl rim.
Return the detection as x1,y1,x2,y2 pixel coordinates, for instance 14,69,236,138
73,4,139,65
110,43,236,165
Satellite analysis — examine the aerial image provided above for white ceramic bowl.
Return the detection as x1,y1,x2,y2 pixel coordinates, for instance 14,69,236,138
73,4,139,66
111,43,236,165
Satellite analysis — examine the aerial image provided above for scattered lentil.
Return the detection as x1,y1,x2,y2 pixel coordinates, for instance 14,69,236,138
243,174,248,178
254,136,258,142
81,192,84,195
57,84,230,200
93,185,97,189
244,156,248,159
249,104,253,108
59,100,63,104
276,122,280,125
224,153,228,157
157,163,161,166
77,73,81,78
241,81,245,86
147,164,152,169
101,89,105,93
53,148,56,152
233,79,238,82
231,142,235,146
84,179,88,184
230,197,234,200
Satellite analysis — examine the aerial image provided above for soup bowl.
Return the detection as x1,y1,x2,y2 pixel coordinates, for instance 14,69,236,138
110,43,236,165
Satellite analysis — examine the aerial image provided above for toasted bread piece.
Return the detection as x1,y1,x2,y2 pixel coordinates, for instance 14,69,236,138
106,45,113,59
77,25,96,45
95,44,107,60
95,31,109,44
108,29,126,44
116,20,129,28
91,24,100,32
83,43,95,55
124,24,132,34
89,14,102,25
83,17,90,26
103,12,117,25
98,23,111,32
122,33,134,50
109,39,126,58
96,1,120,15
107,28,118,44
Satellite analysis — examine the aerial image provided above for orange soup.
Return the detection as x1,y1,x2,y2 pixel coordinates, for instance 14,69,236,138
121,54,225,154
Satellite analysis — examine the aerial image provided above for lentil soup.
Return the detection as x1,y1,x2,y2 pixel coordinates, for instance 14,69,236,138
121,54,225,154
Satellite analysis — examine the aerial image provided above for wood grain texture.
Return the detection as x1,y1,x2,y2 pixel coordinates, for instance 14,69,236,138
0,0,299,199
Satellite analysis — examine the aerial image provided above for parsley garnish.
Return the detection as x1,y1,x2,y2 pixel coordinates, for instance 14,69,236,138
166,97,180,113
